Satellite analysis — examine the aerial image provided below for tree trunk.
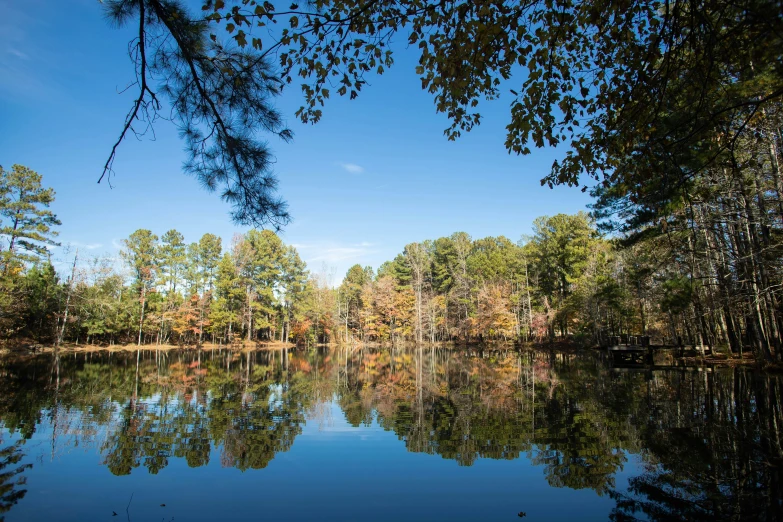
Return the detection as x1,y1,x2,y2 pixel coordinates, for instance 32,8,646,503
138,284,147,346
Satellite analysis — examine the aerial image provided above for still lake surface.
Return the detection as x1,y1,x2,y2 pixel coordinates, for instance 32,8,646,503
0,346,781,521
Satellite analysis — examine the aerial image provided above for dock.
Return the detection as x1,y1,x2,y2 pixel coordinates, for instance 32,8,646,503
602,335,712,366
607,344,654,365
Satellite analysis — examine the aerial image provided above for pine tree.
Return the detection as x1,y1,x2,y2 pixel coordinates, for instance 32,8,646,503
122,229,159,345
0,165,60,274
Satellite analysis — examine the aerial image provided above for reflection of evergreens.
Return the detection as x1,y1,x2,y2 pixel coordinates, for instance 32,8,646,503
101,396,213,475
211,370,309,471
530,355,630,494
0,441,31,521
98,352,315,474
0,347,782,520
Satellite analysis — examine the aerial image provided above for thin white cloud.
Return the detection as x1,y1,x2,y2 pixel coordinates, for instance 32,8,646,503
6,48,28,60
338,163,364,174
294,241,378,264
0,3,55,99
67,241,103,251
309,247,370,263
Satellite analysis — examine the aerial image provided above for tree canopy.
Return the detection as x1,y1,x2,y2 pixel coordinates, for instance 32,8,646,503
102,0,293,228
103,0,783,225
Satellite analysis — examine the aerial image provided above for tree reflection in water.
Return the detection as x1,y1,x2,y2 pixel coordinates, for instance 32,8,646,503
0,346,781,520
0,441,30,520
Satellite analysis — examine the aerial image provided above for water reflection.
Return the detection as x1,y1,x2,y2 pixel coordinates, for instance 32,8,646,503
0,441,30,519
0,346,781,521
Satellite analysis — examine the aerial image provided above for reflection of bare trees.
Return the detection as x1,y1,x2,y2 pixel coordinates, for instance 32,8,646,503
608,370,783,521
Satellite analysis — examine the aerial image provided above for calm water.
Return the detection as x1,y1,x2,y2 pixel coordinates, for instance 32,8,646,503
0,346,781,521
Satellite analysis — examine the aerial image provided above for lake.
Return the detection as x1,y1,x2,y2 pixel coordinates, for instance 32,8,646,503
0,346,781,521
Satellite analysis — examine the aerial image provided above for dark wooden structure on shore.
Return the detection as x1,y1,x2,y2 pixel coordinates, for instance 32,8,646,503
606,335,654,365
602,334,712,366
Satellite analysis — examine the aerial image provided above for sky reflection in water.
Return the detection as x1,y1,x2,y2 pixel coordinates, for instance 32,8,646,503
0,346,781,521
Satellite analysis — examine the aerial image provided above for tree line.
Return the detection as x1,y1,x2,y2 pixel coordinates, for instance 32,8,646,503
1,161,782,361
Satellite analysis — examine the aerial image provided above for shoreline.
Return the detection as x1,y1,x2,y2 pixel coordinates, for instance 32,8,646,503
0,340,301,355
1,339,779,370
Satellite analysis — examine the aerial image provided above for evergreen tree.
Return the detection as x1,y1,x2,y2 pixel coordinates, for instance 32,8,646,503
122,229,159,345
158,229,186,294
0,165,60,274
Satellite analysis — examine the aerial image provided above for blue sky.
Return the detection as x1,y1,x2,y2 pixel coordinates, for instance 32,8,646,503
0,0,592,281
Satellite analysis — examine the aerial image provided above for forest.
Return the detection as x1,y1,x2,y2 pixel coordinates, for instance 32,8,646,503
1,151,782,363
3,0,781,362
